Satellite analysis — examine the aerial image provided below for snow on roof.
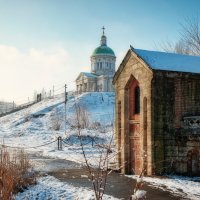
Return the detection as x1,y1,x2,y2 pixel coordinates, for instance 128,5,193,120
132,47,200,74
81,72,98,78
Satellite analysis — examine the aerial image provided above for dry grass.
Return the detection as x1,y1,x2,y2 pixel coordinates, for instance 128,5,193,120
0,147,35,200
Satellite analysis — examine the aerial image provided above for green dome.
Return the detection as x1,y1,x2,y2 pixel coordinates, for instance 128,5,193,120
92,45,115,56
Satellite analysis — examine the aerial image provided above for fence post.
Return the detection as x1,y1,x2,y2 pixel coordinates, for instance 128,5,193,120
58,136,62,150
92,138,94,147
60,136,62,150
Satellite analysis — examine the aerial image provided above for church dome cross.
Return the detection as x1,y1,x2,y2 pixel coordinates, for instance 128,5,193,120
101,26,107,46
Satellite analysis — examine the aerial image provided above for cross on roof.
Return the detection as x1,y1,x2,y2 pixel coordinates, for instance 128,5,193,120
102,26,105,35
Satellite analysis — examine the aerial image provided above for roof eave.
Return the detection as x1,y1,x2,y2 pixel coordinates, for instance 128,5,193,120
113,49,132,84
91,54,116,58
130,46,154,72
113,46,153,84
153,68,200,76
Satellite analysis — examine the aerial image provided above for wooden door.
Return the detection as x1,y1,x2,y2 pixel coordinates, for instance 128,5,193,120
129,123,142,174
127,76,142,175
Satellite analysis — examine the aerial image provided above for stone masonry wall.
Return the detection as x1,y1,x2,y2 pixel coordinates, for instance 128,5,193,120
114,51,153,175
153,71,200,175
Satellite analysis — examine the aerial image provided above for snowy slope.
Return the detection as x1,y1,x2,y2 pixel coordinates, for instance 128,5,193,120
0,92,115,165
67,92,115,125
0,92,116,200
0,92,115,136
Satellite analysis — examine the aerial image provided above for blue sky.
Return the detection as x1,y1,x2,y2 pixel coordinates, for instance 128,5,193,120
0,0,199,102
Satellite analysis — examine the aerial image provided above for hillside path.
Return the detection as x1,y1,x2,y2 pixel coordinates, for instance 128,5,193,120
30,153,186,200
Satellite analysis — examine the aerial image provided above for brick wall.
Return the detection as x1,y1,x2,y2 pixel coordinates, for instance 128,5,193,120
153,70,200,175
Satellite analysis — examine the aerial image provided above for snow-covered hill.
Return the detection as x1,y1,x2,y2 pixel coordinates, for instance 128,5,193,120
0,92,116,164
0,92,120,200
0,92,115,132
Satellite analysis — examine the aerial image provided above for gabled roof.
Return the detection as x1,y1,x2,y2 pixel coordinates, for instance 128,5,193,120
82,72,98,78
113,46,200,84
76,72,98,81
132,46,200,74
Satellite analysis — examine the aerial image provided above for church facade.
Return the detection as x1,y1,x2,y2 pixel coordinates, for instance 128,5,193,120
113,46,200,176
76,28,116,93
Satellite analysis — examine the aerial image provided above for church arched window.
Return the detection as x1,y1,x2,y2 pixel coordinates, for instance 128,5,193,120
100,62,102,69
134,86,140,114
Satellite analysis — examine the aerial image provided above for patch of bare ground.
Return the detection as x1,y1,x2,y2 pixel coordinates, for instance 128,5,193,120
48,168,186,200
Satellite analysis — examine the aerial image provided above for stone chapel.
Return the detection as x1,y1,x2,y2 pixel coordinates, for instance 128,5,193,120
76,28,116,93
113,46,200,176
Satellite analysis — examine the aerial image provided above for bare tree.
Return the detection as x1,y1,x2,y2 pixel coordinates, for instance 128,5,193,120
160,16,200,56
180,17,200,55
130,169,146,200
71,103,117,200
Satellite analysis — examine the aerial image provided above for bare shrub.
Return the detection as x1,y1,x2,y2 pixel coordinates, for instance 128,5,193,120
72,103,116,200
0,147,35,200
130,170,146,200
90,121,101,130
70,104,89,129
77,106,89,129
49,112,63,131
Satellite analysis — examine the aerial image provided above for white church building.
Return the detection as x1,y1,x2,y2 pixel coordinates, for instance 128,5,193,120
76,28,116,93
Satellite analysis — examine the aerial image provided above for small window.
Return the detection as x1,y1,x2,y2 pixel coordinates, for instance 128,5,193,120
134,86,140,114
100,62,102,69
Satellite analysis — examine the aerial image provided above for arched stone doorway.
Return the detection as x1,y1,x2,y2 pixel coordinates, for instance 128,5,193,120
125,76,142,174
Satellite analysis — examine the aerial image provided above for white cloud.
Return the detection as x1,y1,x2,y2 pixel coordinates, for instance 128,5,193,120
0,45,79,103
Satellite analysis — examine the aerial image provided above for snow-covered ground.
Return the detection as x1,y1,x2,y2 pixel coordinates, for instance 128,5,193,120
0,92,200,200
15,176,119,200
128,175,200,200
